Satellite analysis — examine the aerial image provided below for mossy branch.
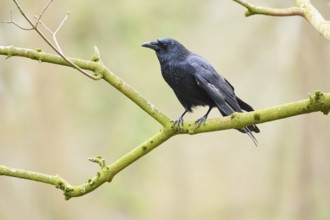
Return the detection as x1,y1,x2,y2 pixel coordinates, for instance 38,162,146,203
233,0,330,42
0,46,329,199
0,46,170,126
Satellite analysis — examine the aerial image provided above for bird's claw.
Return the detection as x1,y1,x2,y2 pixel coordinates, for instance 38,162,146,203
173,117,184,130
195,116,207,128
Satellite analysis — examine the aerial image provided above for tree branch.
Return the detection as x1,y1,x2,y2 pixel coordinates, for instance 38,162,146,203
233,0,304,17
0,46,329,199
233,0,330,42
186,90,330,134
0,46,170,126
1,129,174,200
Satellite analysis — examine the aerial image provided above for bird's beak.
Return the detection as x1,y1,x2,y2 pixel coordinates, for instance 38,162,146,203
141,40,160,50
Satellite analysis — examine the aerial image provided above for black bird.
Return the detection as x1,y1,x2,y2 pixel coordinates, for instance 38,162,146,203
142,38,260,145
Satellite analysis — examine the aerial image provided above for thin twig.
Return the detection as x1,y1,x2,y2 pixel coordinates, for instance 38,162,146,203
8,0,100,80
54,11,70,34
35,11,70,55
11,0,34,27
2,11,34,30
88,156,106,168
53,12,70,54
34,0,54,28
35,18,52,33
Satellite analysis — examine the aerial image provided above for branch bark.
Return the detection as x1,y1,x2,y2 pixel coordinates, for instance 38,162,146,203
0,46,329,199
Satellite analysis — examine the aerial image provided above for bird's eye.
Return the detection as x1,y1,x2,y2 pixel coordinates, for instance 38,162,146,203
157,40,167,49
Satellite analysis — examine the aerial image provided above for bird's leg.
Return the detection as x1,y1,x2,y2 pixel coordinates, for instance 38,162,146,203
173,110,188,129
195,107,213,128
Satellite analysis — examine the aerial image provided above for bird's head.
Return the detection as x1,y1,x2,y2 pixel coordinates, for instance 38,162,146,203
142,37,190,61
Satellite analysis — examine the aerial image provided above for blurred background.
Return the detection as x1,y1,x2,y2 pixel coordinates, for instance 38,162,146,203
1,0,330,219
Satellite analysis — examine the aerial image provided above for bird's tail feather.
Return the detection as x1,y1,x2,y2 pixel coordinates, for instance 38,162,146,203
216,105,259,145
236,97,260,133
237,125,259,133
247,124,260,133
242,127,258,146
236,96,254,112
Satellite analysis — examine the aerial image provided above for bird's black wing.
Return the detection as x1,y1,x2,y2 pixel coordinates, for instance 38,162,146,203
188,55,242,115
194,73,234,116
187,55,259,145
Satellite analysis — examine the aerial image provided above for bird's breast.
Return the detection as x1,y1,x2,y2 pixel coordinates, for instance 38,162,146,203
160,64,214,108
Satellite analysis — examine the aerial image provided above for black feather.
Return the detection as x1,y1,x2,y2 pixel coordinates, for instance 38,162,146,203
142,38,260,145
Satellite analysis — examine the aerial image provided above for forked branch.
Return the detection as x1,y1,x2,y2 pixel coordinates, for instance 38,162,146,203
3,0,100,79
